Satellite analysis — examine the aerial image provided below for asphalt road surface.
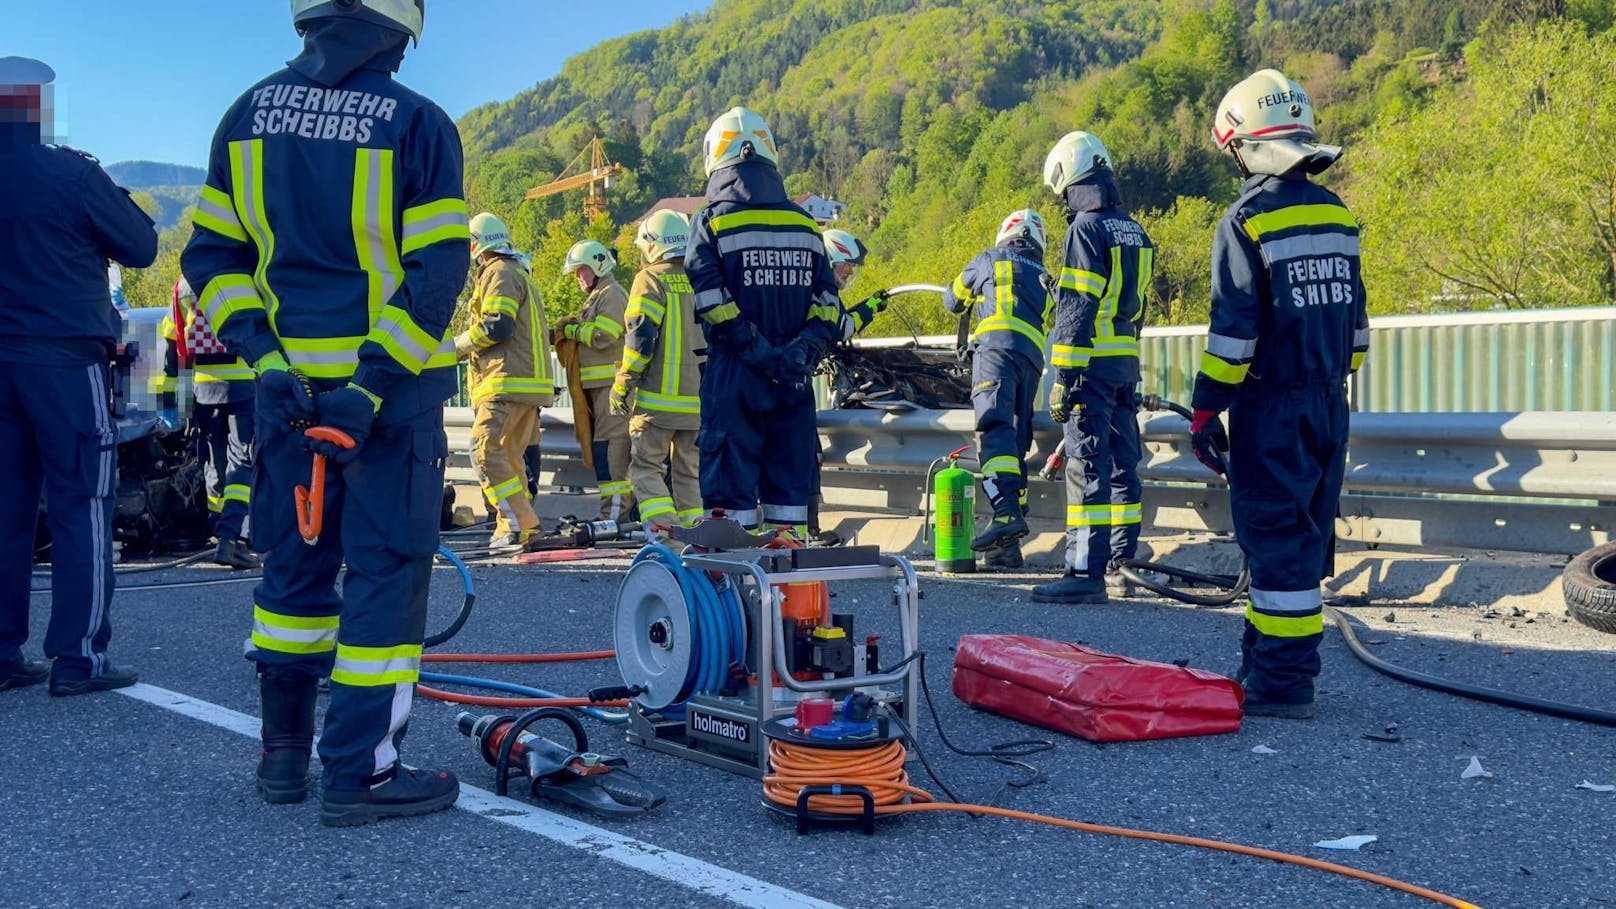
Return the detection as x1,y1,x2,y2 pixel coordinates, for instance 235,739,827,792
3,546,1613,909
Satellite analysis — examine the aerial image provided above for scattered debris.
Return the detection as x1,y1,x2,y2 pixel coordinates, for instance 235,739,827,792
1171,658,1190,668
1575,781,1615,793
1461,756,1493,779
1251,744,1279,755
1509,606,1527,618
1314,835,1378,851
1382,611,1397,623
1363,724,1401,743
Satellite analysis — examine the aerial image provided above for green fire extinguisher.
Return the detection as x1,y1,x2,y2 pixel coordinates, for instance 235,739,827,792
932,446,977,574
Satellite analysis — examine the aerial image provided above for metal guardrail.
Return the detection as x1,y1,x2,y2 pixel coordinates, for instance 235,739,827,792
445,405,1616,556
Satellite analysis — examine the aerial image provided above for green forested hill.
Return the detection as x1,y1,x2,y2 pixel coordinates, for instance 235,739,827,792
461,0,1616,331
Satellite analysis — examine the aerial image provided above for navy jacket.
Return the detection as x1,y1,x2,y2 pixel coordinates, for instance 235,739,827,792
686,161,841,359
0,144,157,363
1049,170,1153,385
1192,173,1369,413
943,238,1052,367
180,64,470,420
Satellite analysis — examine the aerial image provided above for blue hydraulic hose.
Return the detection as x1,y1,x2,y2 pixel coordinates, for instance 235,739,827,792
420,671,628,724
633,544,745,706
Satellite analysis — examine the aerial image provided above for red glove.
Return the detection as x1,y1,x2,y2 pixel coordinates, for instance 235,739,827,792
1190,409,1229,476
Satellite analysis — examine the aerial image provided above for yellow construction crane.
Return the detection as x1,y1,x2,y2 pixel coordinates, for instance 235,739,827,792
524,136,625,221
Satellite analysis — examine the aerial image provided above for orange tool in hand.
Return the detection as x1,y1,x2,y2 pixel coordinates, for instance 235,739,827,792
295,426,355,545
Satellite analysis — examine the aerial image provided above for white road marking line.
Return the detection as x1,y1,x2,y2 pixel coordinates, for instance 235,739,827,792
116,683,841,909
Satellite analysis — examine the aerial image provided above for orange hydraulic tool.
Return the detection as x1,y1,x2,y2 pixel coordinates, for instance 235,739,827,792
296,427,355,545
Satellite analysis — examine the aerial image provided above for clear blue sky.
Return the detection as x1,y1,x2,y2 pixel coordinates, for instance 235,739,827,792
0,0,710,166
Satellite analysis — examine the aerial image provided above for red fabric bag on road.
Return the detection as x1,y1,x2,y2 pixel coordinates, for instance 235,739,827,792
951,634,1244,742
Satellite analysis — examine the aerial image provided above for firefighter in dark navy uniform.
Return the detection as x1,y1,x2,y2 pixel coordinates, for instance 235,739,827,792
1190,69,1369,719
0,56,156,697
685,106,843,538
1033,131,1154,604
181,0,472,824
941,210,1055,570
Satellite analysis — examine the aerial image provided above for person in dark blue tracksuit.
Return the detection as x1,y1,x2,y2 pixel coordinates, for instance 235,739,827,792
0,56,155,696
181,0,470,823
942,210,1054,566
686,106,843,537
1191,69,1370,718
160,279,259,569
1033,132,1154,604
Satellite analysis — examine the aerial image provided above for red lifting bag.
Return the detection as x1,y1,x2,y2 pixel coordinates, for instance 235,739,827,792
951,634,1244,742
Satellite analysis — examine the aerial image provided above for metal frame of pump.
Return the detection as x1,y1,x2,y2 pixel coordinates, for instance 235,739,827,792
620,548,922,779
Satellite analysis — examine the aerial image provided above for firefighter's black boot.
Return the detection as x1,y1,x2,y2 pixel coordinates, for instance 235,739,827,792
256,670,318,805
971,507,1028,552
984,540,1024,570
321,767,460,827
214,538,261,570
1031,571,1109,605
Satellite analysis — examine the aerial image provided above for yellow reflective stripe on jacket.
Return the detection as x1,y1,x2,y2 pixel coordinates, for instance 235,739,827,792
250,605,338,656
635,390,700,414
1241,203,1358,242
151,374,177,394
578,315,624,346
400,198,470,256
992,260,1015,315
352,147,403,323
471,376,556,403
627,296,666,324
1351,351,1367,371
708,209,820,233
578,364,618,382
200,273,266,334
227,139,280,332
973,316,1046,350
1059,267,1105,297
367,304,438,375
1198,350,1250,385
195,184,247,242
1093,246,1122,344
1090,336,1140,358
1050,344,1091,369
981,455,1021,477
699,300,739,325
622,347,651,372
330,642,422,687
223,484,251,505
287,332,458,381
660,285,686,402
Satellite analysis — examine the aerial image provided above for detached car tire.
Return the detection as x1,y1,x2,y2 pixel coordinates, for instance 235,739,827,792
1561,542,1616,634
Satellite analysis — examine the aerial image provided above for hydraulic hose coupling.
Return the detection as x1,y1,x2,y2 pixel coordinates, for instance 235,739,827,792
296,426,355,545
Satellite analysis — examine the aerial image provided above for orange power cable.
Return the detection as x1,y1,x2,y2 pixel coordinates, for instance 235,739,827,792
415,685,627,709
762,740,1482,909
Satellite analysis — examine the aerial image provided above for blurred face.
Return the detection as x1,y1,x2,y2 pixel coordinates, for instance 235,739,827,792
833,262,855,290
573,267,595,292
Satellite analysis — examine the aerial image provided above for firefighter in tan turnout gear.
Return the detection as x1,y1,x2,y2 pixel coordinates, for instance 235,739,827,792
558,241,634,522
457,212,553,547
612,210,705,535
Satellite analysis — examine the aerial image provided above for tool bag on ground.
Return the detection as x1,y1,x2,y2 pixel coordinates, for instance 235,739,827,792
951,634,1244,742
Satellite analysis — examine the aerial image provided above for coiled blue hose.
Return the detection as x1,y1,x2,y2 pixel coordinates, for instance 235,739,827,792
633,544,745,707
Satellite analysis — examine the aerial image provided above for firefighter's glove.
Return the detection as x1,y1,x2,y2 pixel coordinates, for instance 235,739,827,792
775,336,824,386
307,385,380,465
609,382,633,416
1049,372,1083,424
562,323,582,341
255,351,316,433
1190,409,1230,476
863,289,890,314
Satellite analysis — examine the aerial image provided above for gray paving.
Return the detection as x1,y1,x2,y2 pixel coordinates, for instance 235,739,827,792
3,547,1614,909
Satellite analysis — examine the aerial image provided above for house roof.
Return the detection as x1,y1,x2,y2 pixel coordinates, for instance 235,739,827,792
636,196,707,222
